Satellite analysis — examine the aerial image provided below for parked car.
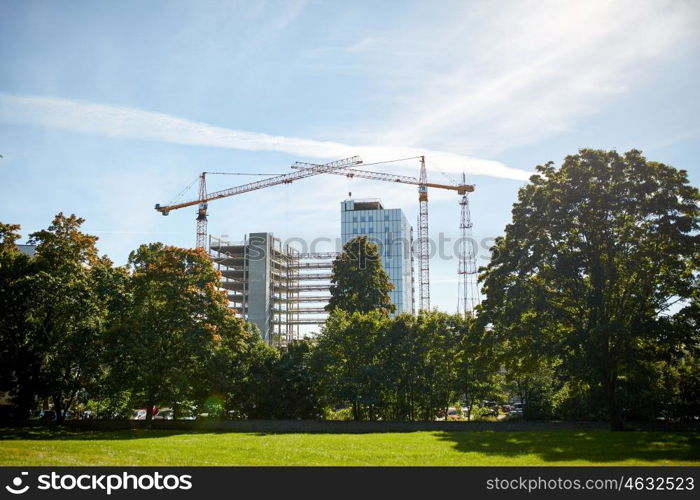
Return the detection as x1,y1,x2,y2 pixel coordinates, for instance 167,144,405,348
130,408,160,420
446,407,461,420
36,410,73,421
154,408,174,420
509,403,525,417
481,401,499,417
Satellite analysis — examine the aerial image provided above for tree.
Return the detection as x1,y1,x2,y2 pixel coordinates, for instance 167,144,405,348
21,214,108,422
204,317,256,419
314,309,473,422
226,329,279,419
377,313,420,420
269,340,321,419
313,310,390,420
480,149,700,429
326,236,395,315
0,221,36,418
409,311,465,421
0,222,21,253
109,243,231,424
455,321,500,421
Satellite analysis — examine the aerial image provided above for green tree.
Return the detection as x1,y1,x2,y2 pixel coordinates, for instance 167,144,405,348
0,222,21,253
455,321,500,421
0,221,37,418
480,149,700,429
376,313,420,420
204,318,255,419
227,329,280,419
313,310,390,420
22,214,108,422
326,236,395,315
109,243,230,424
270,340,321,419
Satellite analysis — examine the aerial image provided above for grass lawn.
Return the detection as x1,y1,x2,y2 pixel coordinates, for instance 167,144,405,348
1,427,698,466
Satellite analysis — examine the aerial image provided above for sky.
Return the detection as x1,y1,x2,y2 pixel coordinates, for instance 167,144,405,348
1,0,699,316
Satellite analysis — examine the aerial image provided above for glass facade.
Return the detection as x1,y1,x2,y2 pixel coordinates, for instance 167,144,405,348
341,199,414,314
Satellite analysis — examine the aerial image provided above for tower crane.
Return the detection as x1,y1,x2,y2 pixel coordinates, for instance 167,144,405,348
291,156,475,311
155,156,362,249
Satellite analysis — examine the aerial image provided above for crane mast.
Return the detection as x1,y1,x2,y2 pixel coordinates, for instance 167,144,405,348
196,173,208,250
417,156,430,311
457,172,480,316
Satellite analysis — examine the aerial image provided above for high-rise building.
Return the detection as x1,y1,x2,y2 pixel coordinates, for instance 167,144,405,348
340,199,414,314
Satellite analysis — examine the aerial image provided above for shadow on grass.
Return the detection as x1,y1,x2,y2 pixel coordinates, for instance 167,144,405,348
434,430,700,464
2,425,699,465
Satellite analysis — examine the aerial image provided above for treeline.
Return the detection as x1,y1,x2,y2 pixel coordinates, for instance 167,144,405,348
0,214,316,422
0,213,493,422
1,149,699,428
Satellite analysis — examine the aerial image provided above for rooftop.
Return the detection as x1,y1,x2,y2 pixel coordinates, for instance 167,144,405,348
342,199,384,211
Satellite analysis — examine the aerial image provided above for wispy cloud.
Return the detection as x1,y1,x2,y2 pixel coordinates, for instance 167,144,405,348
0,92,531,180
305,0,698,155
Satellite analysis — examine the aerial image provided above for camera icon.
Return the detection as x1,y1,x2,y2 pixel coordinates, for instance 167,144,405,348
5,472,30,495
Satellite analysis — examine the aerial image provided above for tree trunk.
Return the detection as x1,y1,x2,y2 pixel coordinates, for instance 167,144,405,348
14,381,34,420
465,392,473,421
145,393,156,428
53,395,63,423
352,400,360,421
604,373,623,431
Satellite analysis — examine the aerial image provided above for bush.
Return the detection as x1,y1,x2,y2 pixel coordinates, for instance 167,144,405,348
552,381,606,421
324,407,353,421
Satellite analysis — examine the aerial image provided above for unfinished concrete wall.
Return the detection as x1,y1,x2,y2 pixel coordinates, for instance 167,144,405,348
246,232,271,342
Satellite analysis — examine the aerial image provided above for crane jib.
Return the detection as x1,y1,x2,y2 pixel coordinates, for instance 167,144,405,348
154,155,362,213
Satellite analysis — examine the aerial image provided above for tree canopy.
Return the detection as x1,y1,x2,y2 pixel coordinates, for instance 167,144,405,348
326,235,395,315
479,149,700,429
107,243,240,423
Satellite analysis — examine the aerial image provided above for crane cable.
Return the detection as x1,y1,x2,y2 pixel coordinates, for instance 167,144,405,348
165,157,423,207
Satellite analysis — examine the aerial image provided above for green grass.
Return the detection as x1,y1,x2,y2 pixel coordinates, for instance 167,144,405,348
1,427,698,466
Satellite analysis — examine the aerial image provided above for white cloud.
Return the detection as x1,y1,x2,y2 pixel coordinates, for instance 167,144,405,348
313,0,698,155
0,92,532,181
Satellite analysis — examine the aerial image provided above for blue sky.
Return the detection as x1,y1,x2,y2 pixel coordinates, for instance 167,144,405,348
1,0,699,314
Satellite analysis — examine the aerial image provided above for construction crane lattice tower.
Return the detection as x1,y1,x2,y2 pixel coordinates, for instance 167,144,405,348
417,155,430,311
457,172,480,315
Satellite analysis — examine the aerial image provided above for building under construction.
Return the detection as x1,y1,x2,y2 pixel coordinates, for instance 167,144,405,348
209,233,336,345
157,155,481,340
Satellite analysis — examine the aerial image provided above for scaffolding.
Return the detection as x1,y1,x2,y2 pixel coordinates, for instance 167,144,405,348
209,234,336,345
